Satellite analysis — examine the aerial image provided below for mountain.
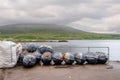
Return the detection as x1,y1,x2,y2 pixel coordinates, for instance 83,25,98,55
0,23,86,34
0,23,120,40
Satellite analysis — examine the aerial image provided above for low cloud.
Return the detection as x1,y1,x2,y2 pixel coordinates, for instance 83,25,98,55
0,0,120,33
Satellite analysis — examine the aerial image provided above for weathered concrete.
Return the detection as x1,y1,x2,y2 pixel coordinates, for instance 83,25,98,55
0,62,120,80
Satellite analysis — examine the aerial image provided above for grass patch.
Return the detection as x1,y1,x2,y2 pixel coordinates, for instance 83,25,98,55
0,32,120,41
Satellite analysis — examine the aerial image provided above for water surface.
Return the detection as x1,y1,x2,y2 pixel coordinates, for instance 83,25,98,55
23,40,120,61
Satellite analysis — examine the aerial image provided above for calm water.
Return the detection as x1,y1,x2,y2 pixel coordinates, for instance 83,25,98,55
23,40,120,61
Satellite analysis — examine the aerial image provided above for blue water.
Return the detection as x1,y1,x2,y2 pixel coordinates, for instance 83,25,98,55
23,40,120,61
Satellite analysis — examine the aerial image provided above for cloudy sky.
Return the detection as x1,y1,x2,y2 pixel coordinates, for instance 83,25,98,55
0,0,120,33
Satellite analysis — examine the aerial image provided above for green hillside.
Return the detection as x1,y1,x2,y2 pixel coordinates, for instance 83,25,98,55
0,23,120,41
0,23,84,34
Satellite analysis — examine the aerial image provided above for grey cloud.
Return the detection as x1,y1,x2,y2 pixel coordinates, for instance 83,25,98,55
0,0,120,33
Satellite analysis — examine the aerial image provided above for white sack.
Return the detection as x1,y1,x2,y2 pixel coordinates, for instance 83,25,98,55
0,41,22,68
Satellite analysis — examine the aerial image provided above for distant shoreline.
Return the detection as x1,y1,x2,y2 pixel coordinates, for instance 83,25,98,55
12,40,68,42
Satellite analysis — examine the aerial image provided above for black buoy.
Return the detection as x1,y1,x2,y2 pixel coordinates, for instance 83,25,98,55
63,52,74,65
41,52,52,65
97,55,108,64
74,53,86,65
26,43,38,53
22,55,37,67
86,57,97,64
38,45,54,54
85,52,97,64
52,52,63,65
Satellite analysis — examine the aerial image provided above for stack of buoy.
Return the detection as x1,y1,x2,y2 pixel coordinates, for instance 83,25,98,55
19,44,108,67
19,43,40,67
85,52,108,64
38,45,54,65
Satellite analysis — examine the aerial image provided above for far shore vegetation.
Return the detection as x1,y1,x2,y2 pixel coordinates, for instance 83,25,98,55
0,32,120,42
